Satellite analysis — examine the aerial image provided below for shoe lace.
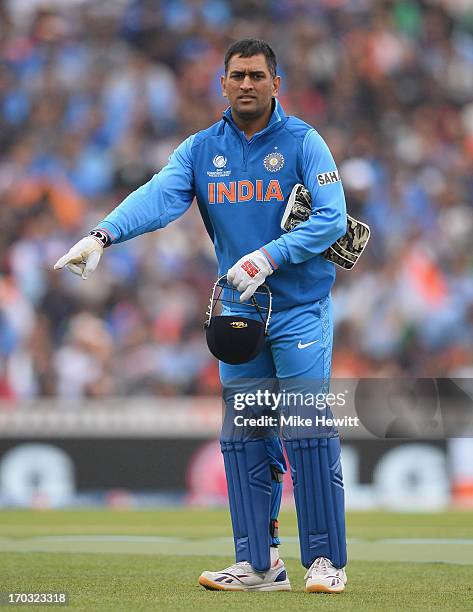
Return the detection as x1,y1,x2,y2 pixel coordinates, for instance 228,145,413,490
304,557,334,580
222,561,253,574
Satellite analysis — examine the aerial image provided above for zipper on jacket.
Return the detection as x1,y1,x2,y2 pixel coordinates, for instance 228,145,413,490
227,122,249,172
226,116,284,172
241,138,248,171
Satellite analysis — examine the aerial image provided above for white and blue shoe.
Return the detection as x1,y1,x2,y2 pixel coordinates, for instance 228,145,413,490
305,557,347,593
199,559,291,591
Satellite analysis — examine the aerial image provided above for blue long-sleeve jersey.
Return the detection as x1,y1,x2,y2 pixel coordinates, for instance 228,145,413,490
95,99,347,311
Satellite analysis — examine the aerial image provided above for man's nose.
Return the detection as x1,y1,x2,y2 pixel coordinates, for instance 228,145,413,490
240,75,253,89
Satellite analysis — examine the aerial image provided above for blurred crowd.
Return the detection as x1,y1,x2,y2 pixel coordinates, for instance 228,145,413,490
0,0,472,400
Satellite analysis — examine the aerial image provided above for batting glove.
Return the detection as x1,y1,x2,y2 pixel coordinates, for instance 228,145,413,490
54,234,105,279
227,249,274,303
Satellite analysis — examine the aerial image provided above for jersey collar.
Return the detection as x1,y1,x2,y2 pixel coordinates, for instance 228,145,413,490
223,98,287,141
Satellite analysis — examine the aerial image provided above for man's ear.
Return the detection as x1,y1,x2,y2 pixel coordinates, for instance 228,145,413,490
272,75,281,97
221,74,227,98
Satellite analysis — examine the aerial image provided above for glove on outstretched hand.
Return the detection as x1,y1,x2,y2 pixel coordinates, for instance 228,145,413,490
54,235,104,280
227,249,274,302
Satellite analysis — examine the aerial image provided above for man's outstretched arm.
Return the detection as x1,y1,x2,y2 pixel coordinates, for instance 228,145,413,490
54,136,196,279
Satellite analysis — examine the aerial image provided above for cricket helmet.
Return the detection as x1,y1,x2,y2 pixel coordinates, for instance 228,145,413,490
204,275,272,365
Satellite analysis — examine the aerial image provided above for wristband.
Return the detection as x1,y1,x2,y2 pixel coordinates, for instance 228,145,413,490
89,229,111,248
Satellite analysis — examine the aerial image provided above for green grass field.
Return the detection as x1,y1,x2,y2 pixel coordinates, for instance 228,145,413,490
1,509,472,610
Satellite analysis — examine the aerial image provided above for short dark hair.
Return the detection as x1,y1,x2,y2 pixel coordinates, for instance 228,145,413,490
224,39,277,77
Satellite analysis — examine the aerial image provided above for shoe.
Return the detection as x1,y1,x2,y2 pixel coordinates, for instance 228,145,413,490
199,559,291,591
305,557,347,593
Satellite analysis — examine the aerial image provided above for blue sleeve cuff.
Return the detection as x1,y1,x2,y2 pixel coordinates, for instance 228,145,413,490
93,221,121,244
260,241,287,269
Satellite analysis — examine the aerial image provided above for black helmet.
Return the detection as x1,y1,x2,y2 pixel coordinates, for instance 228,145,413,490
204,275,272,365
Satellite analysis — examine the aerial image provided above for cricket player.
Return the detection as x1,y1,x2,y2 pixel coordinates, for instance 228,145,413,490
54,39,348,593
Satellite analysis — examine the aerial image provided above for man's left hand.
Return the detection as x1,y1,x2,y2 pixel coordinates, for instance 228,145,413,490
227,249,274,302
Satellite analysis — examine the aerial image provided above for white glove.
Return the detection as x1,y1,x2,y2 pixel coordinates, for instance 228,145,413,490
227,249,273,302
54,236,103,280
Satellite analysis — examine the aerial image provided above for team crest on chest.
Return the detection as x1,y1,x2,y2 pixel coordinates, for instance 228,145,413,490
264,151,285,172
